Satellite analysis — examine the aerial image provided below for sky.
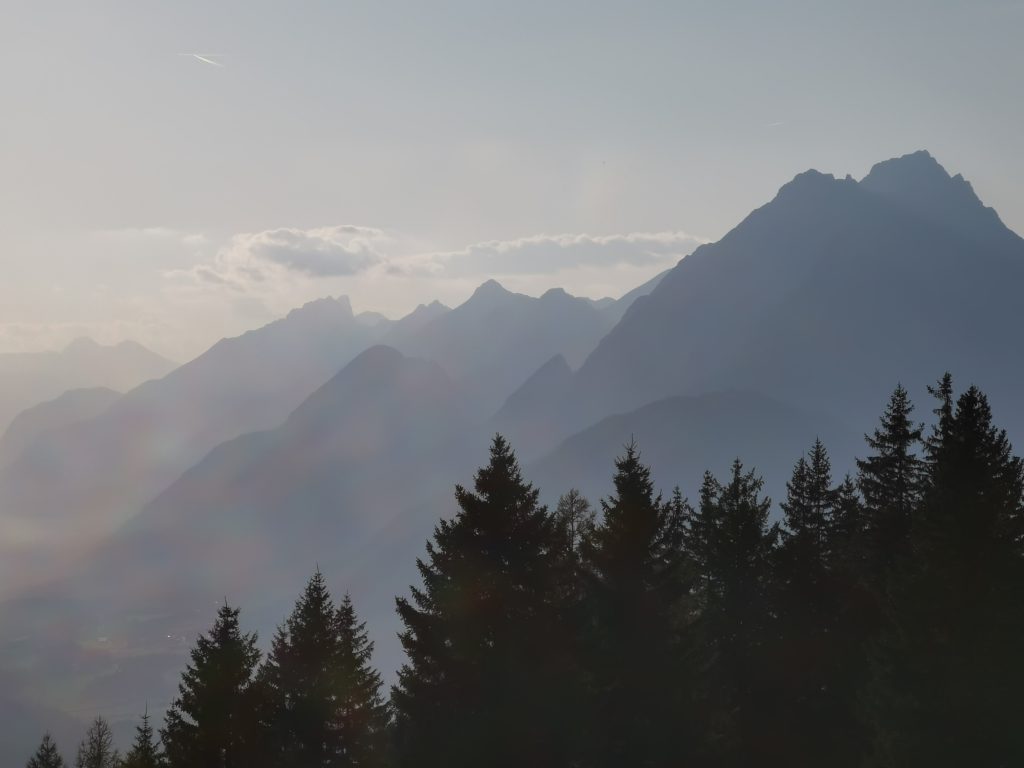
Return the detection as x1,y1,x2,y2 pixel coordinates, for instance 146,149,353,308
2,0,1022,361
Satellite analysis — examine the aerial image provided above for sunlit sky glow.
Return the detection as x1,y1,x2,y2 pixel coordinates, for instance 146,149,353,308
2,0,1022,360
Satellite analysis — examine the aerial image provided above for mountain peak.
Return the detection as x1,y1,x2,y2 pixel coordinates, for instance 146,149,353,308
860,150,1008,240
284,295,354,323
64,337,101,354
772,169,855,205
540,287,582,305
860,149,951,191
470,279,513,301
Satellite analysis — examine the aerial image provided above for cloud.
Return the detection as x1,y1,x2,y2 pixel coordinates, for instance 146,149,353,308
166,225,392,293
233,225,387,277
398,231,707,278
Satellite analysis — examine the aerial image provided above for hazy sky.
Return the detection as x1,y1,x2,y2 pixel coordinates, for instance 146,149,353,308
2,0,1022,360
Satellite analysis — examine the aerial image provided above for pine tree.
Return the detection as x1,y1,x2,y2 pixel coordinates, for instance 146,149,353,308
690,460,778,765
162,603,261,768
856,384,925,573
122,709,165,768
864,379,1024,765
26,733,65,768
258,573,388,768
774,442,862,766
393,435,570,768
75,717,119,768
829,474,865,569
581,442,693,768
335,594,390,767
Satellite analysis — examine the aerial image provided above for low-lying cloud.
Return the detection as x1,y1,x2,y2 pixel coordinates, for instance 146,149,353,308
410,231,706,278
236,225,388,277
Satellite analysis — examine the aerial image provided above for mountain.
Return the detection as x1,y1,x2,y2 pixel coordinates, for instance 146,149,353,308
3,346,474,732
0,338,174,433
0,297,389,594
490,354,574,459
525,151,1024,448
600,267,671,324
528,391,859,511
383,281,615,416
0,387,121,466
5,149,1022,744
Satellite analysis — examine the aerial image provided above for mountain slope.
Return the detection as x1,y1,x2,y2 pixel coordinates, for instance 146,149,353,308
6,346,475,732
383,281,615,415
529,391,859,511
0,387,121,466
0,339,173,433
568,151,1024,438
0,297,389,593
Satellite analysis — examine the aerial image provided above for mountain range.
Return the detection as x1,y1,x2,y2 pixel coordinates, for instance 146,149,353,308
0,150,1021,763
0,338,174,435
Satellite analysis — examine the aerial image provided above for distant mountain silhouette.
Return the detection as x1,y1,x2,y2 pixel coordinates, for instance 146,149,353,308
599,267,671,324
491,354,574,458
11,347,475,726
528,391,858,510
0,387,120,466
384,281,616,416
519,151,1024,451
0,338,173,433
0,297,389,591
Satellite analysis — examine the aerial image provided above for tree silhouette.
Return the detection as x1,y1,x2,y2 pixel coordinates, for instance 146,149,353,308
257,573,388,767
162,603,261,768
857,384,925,574
393,435,570,768
121,709,164,768
582,442,694,767
75,717,118,768
865,378,1024,765
26,733,65,768
690,460,778,764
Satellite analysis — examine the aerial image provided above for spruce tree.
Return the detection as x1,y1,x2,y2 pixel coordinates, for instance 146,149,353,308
856,384,925,573
75,717,119,768
162,603,261,768
393,435,570,768
865,380,1024,765
26,733,65,768
258,573,388,768
690,460,778,765
122,709,164,768
335,594,390,767
581,442,693,768
774,442,863,766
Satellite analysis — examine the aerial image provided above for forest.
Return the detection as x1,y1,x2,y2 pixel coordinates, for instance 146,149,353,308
27,373,1024,768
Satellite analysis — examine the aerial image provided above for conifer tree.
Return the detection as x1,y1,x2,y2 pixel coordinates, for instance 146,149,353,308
162,603,261,768
774,442,863,766
856,384,925,572
122,709,164,768
690,460,778,764
829,474,865,568
581,442,693,768
335,594,390,767
75,717,118,768
26,733,65,768
865,379,1024,765
258,573,388,768
393,435,570,768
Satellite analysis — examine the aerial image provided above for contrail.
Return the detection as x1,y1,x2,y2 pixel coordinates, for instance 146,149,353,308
178,53,225,67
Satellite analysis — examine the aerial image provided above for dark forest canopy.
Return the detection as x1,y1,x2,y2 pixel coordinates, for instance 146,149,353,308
29,375,1024,768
